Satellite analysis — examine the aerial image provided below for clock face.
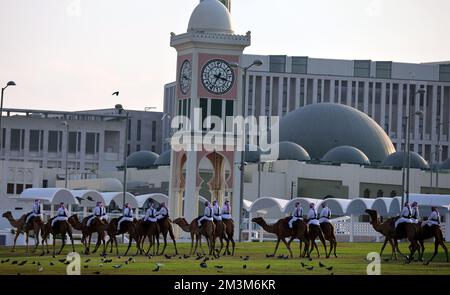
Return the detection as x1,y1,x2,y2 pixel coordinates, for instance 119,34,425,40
201,59,235,95
179,60,192,95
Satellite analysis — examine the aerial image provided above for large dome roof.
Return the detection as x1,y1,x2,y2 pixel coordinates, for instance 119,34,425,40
382,151,429,169
154,150,171,166
279,103,395,163
322,146,371,165
127,151,159,169
188,0,234,34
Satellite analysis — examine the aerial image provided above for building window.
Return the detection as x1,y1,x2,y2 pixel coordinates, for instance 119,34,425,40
1,128,5,149
136,144,141,152
127,144,131,156
377,190,384,198
16,184,24,195
269,55,286,73
10,129,23,151
390,191,397,198
68,132,77,153
439,64,450,82
25,184,33,189
42,180,48,188
137,120,142,141
127,119,132,141
85,132,97,155
29,130,40,152
151,145,156,152
291,57,308,74
7,183,15,194
200,98,208,131
354,60,371,78
363,189,370,198
48,131,59,153
152,121,157,142
376,61,392,79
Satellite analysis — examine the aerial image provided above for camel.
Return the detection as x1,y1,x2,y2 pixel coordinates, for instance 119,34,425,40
41,218,75,256
306,223,327,258
221,219,235,256
365,209,420,263
173,217,216,256
2,211,43,253
156,218,178,255
417,224,449,265
105,217,140,256
365,209,404,260
320,222,338,258
213,220,228,255
251,217,310,258
135,219,160,256
68,214,107,255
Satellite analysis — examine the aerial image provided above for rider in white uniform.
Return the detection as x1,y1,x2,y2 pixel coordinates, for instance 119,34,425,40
319,202,332,224
87,202,108,226
212,200,222,222
423,207,441,227
410,202,420,224
198,201,213,227
221,200,232,220
307,203,320,226
25,199,41,225
156,202,169,221
117,203,134,232
144,202,157,223
395,202,413,228
288,202,303,229
51,202,69,227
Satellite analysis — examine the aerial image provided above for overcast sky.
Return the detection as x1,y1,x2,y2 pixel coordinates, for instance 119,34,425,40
0,0,449,112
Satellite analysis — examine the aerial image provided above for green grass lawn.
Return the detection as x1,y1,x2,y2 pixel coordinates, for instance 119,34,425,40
0,241,449,275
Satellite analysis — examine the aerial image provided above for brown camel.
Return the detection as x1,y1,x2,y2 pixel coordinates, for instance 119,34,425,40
2,211,43,253
366,209,420,263
105,217,140,256
222,219,235,256
418,224,449,265
68,214,107,255
135,219,160,256
306,223,327,258
252,217,310,258
41,218,75,256
173,217,216,255
156,218,178,255
213,220,228,255
320,222,338,258
365,209,404,260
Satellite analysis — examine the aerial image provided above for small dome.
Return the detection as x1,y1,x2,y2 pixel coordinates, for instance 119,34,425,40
280,103,395,163
155,150,171,166
322,146,371,165
245,144,261,163
188,0,234,33
127,151,159,169
381,151,429,169
439,158,450,170
276,141,311,161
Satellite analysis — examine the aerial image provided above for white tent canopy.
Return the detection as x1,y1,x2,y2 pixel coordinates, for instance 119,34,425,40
100,192,138,208
249,197,289,213
135,193,169,208
20,188,79,205
345,198,375,215
71,190,104,207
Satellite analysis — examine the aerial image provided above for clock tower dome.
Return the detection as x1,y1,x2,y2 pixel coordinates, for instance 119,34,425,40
169,0,250,238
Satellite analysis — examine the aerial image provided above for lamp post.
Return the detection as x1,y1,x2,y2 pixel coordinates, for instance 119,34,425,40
114,102,129,215
62,121,69,188
405,87,425,204
0,81,16,150
230,59,263,242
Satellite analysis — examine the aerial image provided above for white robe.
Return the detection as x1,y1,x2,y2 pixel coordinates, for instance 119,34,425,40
307,208,320,226
52,207,69,227
288,207,303,228
319,207,332,224
213,205,222,221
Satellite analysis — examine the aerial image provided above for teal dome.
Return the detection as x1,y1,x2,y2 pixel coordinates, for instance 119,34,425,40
322,146,371,165
126,151,159,168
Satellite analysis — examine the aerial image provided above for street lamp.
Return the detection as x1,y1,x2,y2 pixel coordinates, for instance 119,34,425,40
62,121,69,188
0,81,16,149
404,87,425,204
115,102,129,219
230,59,263,242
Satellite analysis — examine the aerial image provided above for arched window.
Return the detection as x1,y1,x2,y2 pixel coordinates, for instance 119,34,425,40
377,190,384,198
363,189,370,198
390,190,397,198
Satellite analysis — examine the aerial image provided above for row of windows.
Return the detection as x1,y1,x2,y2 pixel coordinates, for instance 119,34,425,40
1,129,101,155
6,183,33,195
268,56,450,82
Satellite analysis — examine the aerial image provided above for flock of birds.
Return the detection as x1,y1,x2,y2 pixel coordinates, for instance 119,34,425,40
0,253,335,275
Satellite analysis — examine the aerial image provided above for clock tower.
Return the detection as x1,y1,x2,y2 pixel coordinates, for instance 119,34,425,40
169,0,251,239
